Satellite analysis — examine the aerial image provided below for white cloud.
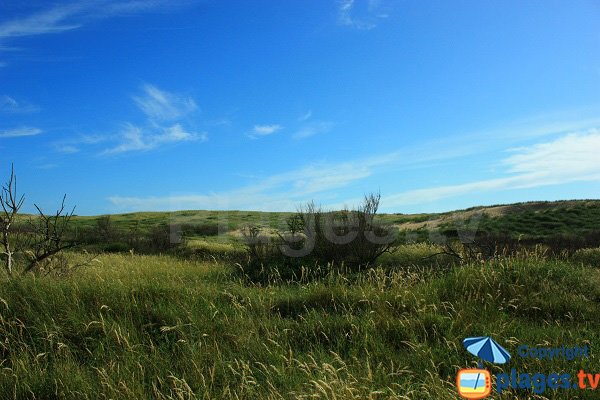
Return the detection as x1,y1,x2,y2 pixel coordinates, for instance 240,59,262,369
0,3,83,39
56,145,80,154
293,121,334,139
0,1,197,61
54,83,205,156
0,95,39,113
106,164,366,211
0,1,189,41
383,130,600,207
133,84,197,121
249,124,282,139
502,131,600,177
108,129,600,211
338,0,388,30
0,127,42,138
108,150,409,211
102,123,206,155
298,110,312,122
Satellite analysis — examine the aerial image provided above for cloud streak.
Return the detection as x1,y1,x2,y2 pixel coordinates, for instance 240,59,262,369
0,1,189,40
382,130,600,207
133,84,197,121
108,128,600,212
0,95,39,114
0,0,197,66
102,123,206,155
107,143,459,211
55,83,206,155
337,0,389,30
108,160,372,211
248,124,282,139
0,127,43,138
0,3,82,39
293,121,334,139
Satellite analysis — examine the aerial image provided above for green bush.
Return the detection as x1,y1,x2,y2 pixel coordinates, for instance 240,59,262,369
102,242,130,253
241,193,397,283
181,222,222,237
572,247,600,267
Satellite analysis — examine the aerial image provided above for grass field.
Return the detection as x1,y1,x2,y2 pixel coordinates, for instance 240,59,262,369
1,244,600,399
2,200,600,398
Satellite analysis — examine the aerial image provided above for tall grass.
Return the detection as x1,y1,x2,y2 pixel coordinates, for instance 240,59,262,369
1,250,599,399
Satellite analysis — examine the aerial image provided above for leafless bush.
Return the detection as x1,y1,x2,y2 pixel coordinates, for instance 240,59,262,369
242,224,277,263
21,195,77,275
1,164,79,277
242,193,397,281
283,193,396,269
0,164,24,276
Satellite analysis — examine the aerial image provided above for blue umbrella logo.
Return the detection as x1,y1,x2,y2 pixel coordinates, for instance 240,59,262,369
463,336,511,364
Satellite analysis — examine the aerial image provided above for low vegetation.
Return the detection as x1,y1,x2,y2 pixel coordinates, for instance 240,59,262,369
241,193,396,283
1,249,599,399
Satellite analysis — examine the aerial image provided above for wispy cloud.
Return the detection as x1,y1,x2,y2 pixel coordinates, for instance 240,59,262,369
102,123,206,155
248,124,282,139
0,3,83,39
56,144,80,154
0,95,39,113
0,126,42,138
0,1,196,66
298,110,312,122
54,133,111,154
52,83,206,155
383,130,600,207
293,121,334,139
337,0,389,30
133,84,197,121
107,121,600,212
108,160,373,211
0,1,189,40
107,144,457,211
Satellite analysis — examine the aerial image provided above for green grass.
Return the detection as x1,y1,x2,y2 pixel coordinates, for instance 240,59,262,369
67,210,297,234
1,249,600,399
443,201,600,239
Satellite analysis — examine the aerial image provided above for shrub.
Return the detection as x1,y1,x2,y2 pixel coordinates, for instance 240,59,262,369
142,224,183,253
572,247,600,267
181,222,222,237
102,242,130,253
241,193,397,282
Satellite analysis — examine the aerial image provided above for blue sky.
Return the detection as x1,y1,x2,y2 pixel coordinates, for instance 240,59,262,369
1,0,599,215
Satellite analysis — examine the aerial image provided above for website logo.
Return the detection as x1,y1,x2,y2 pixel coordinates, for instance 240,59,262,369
463,336,511,364
457,336,511,399
457,368,492,399
458,336,595,397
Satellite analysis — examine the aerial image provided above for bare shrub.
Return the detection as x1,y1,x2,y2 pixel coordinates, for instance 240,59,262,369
1,164,81,277
242,193,397,282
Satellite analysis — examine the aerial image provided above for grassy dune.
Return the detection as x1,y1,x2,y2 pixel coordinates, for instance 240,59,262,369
64,199,600,240
1,246,600,399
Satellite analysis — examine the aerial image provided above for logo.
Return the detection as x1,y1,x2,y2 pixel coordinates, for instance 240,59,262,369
457,336,511,399
458,336,595,396
463,336,511,364
457,368,492,399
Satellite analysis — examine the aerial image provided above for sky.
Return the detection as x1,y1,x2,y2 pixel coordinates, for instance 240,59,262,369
1,0,599,215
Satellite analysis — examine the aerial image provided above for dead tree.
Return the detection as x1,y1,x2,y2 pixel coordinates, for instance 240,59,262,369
23,195,76,275
0,164,25,276
1,164,77,277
